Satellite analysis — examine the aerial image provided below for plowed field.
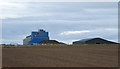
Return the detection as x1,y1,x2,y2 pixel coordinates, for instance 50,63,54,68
2,45,118,67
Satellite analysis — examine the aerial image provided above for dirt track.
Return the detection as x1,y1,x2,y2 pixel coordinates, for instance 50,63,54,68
2,45,118,67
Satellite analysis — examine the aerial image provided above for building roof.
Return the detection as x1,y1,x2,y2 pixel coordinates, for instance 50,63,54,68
32,29,48,34
39,40,59,44
73,37,118,44
77,37,102,42
26,35,31,38
39,40,66,44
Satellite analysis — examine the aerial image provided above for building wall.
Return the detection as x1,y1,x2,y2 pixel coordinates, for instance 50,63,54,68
73,41,85,44
23,37,31,45
23,29,49,45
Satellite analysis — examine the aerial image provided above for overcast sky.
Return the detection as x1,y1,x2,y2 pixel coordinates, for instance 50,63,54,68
1,1,118,44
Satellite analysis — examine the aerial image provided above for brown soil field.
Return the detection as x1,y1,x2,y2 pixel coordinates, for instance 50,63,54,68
2,45,118,67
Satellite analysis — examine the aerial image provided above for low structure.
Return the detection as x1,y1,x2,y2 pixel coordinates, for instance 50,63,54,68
73,38,118,44
23,29,49,45
39,40,65,45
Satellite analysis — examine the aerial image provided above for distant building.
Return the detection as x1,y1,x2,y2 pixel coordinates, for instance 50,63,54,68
39,40,59,44
23,29,49,45
73,38,118,44
38,40,66,45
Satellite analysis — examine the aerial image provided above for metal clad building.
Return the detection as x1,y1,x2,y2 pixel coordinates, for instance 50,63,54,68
73,38,118,44
23,29,49,45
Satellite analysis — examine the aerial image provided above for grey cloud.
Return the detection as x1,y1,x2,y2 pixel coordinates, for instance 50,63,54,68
2,2,118,44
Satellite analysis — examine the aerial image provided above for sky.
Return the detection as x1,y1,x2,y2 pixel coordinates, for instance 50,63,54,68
1,1,118,44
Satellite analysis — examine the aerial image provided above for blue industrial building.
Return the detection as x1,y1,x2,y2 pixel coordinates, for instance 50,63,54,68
23,29,49,45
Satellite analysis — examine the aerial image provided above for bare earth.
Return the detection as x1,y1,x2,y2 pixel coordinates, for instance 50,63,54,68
2,45,118,67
